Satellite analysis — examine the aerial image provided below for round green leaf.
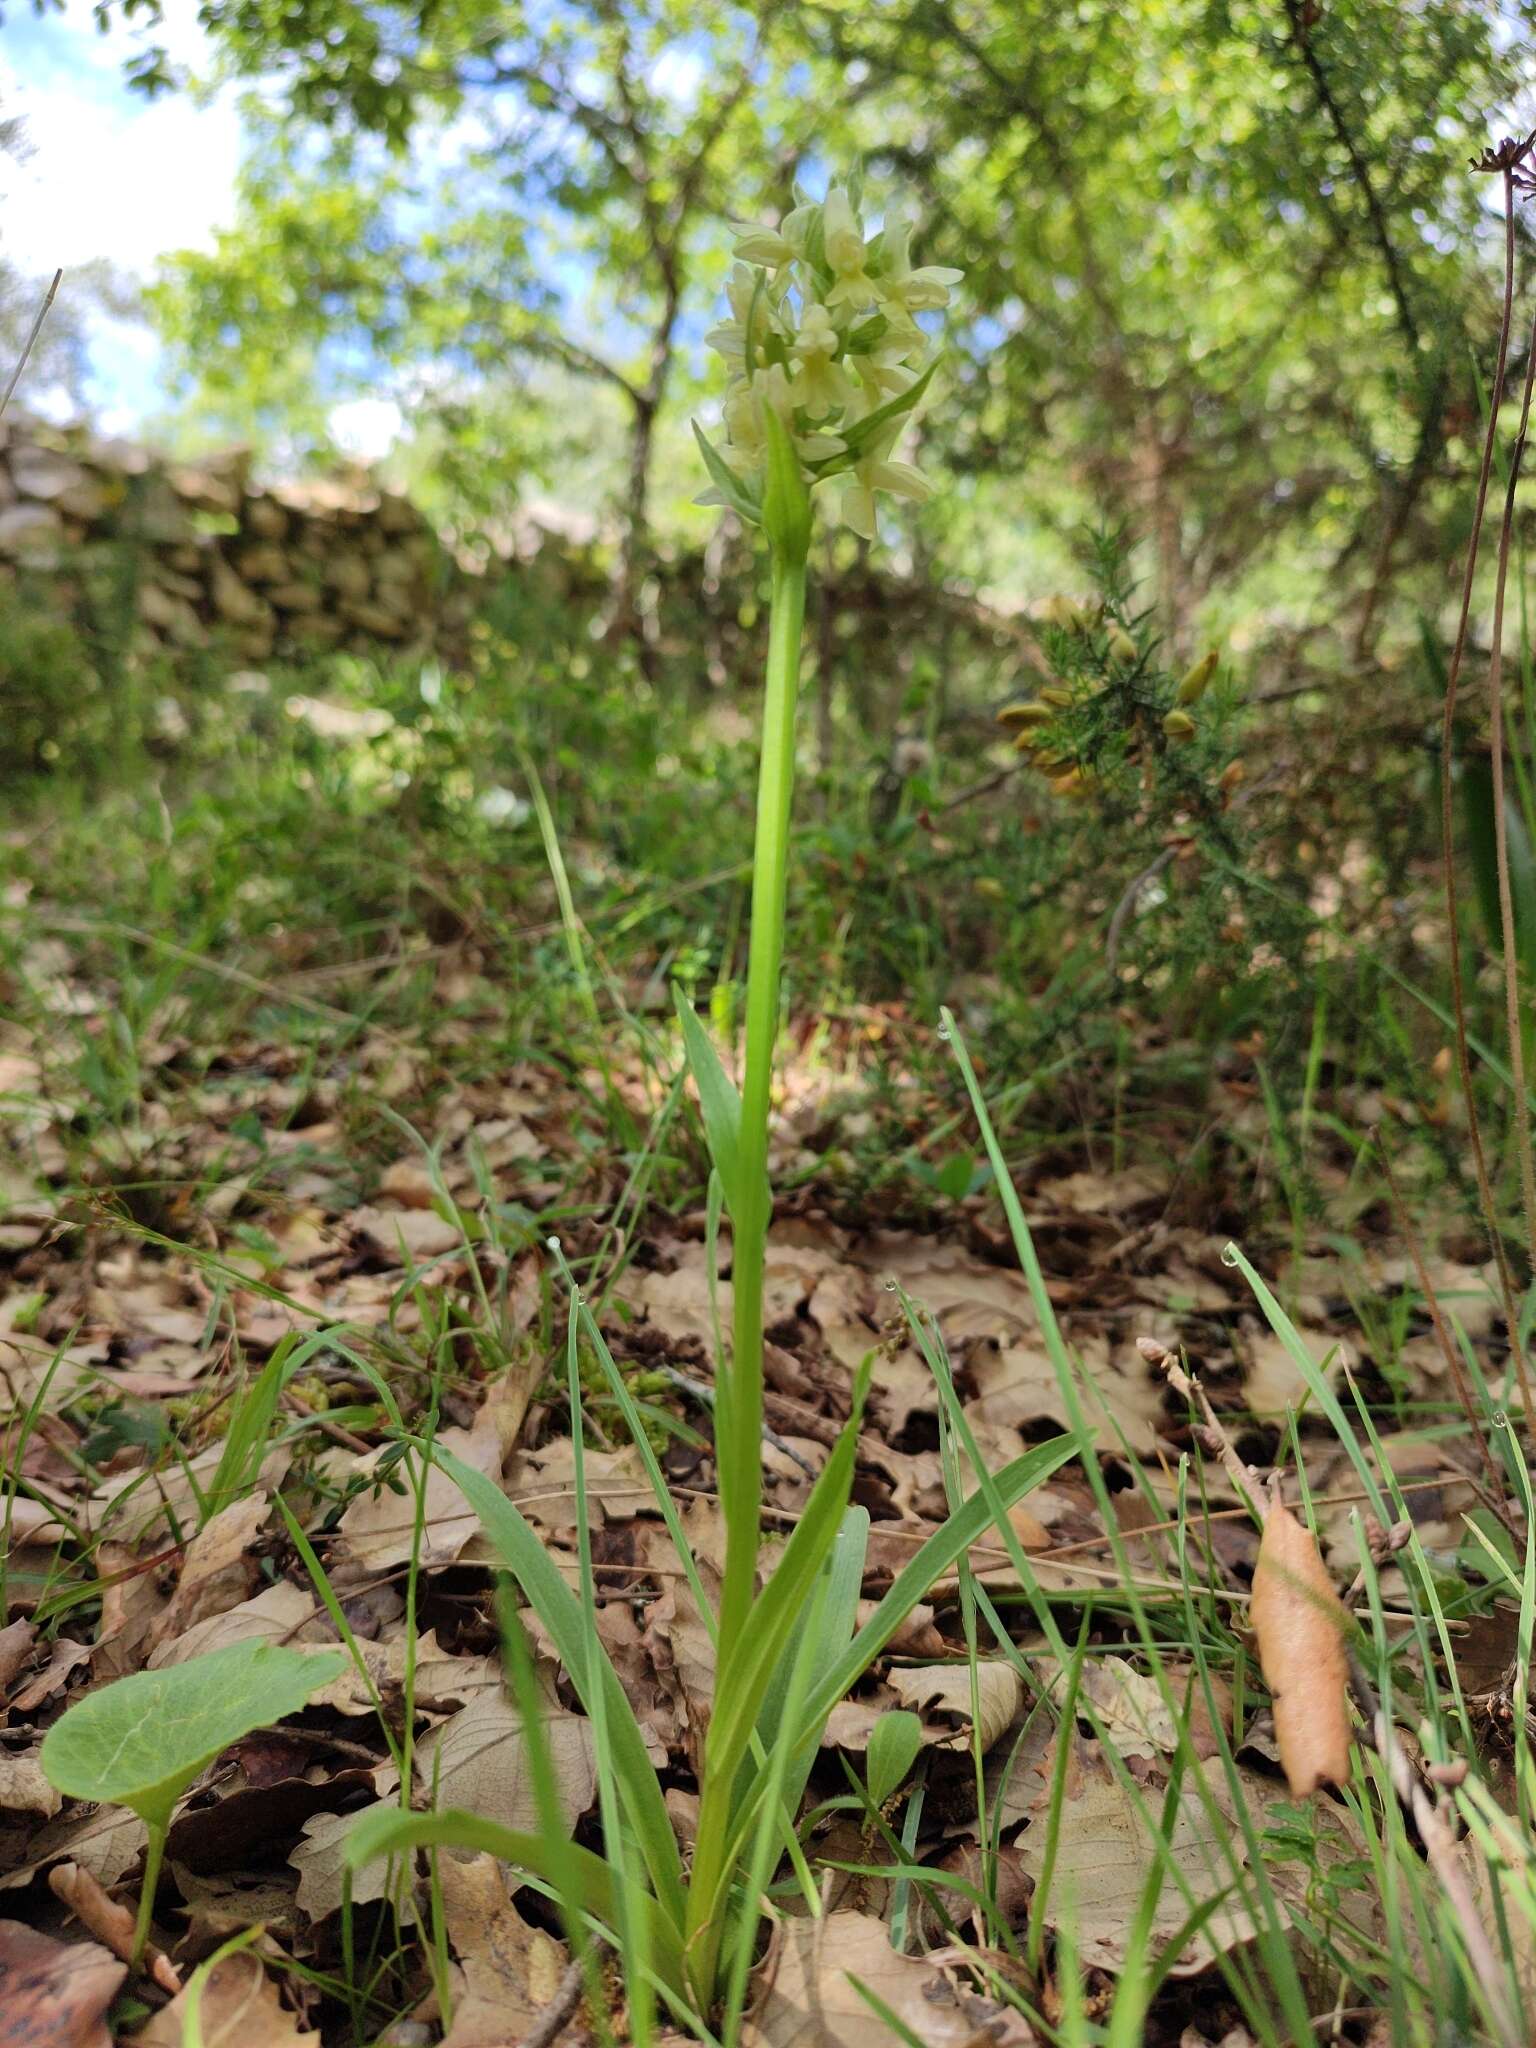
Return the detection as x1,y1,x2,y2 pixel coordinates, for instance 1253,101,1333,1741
40,1642,347,1826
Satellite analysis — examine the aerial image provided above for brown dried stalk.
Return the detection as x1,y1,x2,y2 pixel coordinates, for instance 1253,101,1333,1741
1481,281,1536,1298
1437,164,1527,1384
1349,1651,1520,2048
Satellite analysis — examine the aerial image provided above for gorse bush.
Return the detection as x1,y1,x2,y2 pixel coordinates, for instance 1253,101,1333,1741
992,533,1318,1056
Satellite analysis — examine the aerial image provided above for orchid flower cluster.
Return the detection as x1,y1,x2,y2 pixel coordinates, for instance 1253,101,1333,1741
695,186,961,555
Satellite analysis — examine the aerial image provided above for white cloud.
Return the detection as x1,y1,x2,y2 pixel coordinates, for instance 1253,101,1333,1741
329,397,404,458
0,8,242,279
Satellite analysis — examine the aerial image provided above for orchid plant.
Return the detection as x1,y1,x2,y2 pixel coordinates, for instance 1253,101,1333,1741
348,190,1076,2043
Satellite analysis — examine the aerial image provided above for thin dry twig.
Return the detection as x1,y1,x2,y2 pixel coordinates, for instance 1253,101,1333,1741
1437,162,1529,1395
514,1952,591,2048
1139,1335,1263,1513
0,267,61,420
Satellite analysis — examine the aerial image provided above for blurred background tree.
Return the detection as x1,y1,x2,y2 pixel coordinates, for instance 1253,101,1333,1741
77,0,1524,666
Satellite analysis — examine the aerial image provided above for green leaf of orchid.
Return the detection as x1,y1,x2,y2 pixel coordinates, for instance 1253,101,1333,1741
674,985,746,1216
817,353,943,474
759,399,812,563
692,422,761,525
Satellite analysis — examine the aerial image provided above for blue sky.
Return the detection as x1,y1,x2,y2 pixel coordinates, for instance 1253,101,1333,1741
0,2,247,432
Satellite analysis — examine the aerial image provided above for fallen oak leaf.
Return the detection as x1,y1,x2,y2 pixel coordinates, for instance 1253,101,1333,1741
0,1919,124,2048
1249,1499,1352,1796
126,1950,318,2047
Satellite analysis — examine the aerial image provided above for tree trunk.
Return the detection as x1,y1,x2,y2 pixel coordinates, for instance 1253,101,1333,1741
607,391,656,651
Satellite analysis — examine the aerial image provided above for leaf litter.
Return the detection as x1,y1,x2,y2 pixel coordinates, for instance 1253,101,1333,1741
0,1009,1528,2043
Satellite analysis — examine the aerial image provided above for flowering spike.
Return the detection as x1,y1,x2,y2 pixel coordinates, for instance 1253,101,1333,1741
694,186,960,546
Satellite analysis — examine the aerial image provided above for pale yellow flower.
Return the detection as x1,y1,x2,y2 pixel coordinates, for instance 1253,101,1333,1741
840,455,933,541
789,302,854,420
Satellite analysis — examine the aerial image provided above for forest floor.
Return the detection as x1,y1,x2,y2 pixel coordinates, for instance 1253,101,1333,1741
1,704,1532,2047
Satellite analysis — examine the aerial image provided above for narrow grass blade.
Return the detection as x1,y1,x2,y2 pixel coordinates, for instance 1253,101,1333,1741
426,1443,686,1936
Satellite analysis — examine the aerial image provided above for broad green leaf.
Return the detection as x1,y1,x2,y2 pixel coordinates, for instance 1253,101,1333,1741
40,1642,346,1828
866,1711,925,1807
426,1442,687,1936
343,1805,687,1993
674,986,745,1215
703,1363,872,1809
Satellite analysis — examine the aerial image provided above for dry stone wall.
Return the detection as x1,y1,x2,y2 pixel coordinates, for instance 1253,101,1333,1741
0,414,472,664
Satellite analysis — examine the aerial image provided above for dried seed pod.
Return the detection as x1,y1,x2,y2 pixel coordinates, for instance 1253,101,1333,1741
997,700,1052,729
1219,758,1246,793
1162,709,1197,740
1177,650,1219,704
1250,1501,1352,1796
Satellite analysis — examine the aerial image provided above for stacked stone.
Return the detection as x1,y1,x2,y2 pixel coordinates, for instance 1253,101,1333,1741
0,415,470,663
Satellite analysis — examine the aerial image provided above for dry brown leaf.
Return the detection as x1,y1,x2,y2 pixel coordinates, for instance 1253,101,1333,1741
1250,1502,1351,1795
149,1579,331,1670
351,1203,465,1260
1019,1751,1256,1973
127,1951,318,2047
983,1709,1053,1831
93,1441,290,1548
885,1661,1023,1751
9,1637,91,1714
337,1394,516,1570
0,1918,124,2048
48,1863,179,1993
148,1493,269,1652
965,1331,1163,1454
1239,1329,1349,1416
0,1619,36,1693
289,1802,409,1922
745,1910,1033,2046
0,1803,148,1894
1036,1656,1231,1762
435,1852,568,2048
0,1748,61,1819
414,1689,596,1835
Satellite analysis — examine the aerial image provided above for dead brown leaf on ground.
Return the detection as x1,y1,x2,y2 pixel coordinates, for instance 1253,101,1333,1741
127,1950,318,2047
747,1910,1036,2046
1019,1745,1256,1974
414,1687,596,1835
0,1918,124,2048
1250,1501,1352,1796
885,1660,1024,1751
433,1851,569,2048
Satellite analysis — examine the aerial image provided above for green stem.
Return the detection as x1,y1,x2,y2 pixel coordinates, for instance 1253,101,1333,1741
719,543,807,1662
686,542,806,2017
130,1819,167,1970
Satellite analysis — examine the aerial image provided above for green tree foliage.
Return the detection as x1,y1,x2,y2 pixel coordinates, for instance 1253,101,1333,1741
811,0,1534,649
137,0,800,610
50,0,1536,653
